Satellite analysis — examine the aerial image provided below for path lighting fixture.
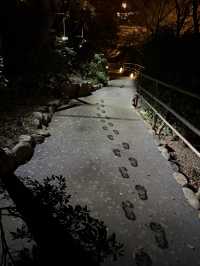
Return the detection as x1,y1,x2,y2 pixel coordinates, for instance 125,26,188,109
119,67,124,73
106,66,109,70
130,73,135,80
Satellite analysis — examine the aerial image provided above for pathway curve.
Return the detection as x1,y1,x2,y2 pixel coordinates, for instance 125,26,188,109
16,78,200,266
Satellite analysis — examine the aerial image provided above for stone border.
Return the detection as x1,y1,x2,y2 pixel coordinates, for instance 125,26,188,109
136,108,200,218
0,82,102,178
152,127,200,215
0,98,64,177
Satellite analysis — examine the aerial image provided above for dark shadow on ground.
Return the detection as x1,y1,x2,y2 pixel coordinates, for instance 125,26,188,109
1,174,123,265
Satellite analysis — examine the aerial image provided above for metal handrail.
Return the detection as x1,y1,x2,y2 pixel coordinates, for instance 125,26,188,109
140,95,200,158
127,62,200,100
139,86,200,138
140,73,200,101
135,70,200,158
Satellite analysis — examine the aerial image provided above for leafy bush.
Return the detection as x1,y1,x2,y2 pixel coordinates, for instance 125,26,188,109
0,175,124,265
83,54,109,86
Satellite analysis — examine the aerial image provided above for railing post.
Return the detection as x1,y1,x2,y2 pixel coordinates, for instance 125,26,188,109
152,113,158,131
132,94,139,108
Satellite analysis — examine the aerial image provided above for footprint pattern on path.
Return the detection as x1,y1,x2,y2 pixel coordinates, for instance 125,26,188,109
134,249,153,266
119,167,130,179
135,185,148,200
122,142,130,150
122,200,136,221
102,126,108,131
129,157,138,167
96,113,101,117
150,222,169,249
113,129,119,135
101,110,106,114
108,122,114,127
97,107,101,110
113,149,121,157
100,119,106,123
100,99,104,103
107,135,114,141
101,104,105,108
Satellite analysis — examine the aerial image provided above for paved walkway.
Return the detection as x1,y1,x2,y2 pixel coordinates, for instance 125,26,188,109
16,78,200,266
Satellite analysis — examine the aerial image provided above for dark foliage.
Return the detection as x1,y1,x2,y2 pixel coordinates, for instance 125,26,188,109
0,175,124,265
143,28,200,94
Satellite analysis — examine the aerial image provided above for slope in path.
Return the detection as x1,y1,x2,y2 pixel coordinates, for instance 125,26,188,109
16,78,200,266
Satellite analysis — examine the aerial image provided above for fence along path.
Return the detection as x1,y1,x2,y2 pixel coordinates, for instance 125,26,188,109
116,63,200,158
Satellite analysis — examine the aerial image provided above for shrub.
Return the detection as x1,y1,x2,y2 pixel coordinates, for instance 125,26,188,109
83,53,109,86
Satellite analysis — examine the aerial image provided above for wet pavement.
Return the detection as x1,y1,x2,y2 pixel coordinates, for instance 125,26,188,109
16,78,200,266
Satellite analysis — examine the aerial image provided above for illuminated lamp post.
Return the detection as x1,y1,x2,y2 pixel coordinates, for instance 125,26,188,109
62,16,69,41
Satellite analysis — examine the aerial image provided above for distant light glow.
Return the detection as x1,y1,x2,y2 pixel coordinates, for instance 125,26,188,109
62,36,68,41
106,66,109,69
119,67,124,73
122,2,127,9
130,73,135,79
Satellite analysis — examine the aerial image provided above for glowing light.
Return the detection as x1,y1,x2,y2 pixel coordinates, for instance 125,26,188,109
62,36,68,41
122,2,127,9
106,66,109,69
119,67,124,73
130,73,135,79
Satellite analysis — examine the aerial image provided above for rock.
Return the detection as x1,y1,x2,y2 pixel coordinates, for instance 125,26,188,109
37,106,49,113
12,142,34,166
36,130,51,137
19,135,33,144
33,118,42,129
195,188,200,200
47,99,61,108
170,161,180,172
182,187,200,210
161,148,170,160
173,172,188,186
158,145,164,152
92,84,100,91
48,105,55,115
33,112,43,122
2,147,13,156
154,136,161,146
31,134,45,144
42,113,51,126
0,148,17,176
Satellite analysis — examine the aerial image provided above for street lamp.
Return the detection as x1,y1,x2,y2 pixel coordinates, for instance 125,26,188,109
62,17,69,41
122,2,127,9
